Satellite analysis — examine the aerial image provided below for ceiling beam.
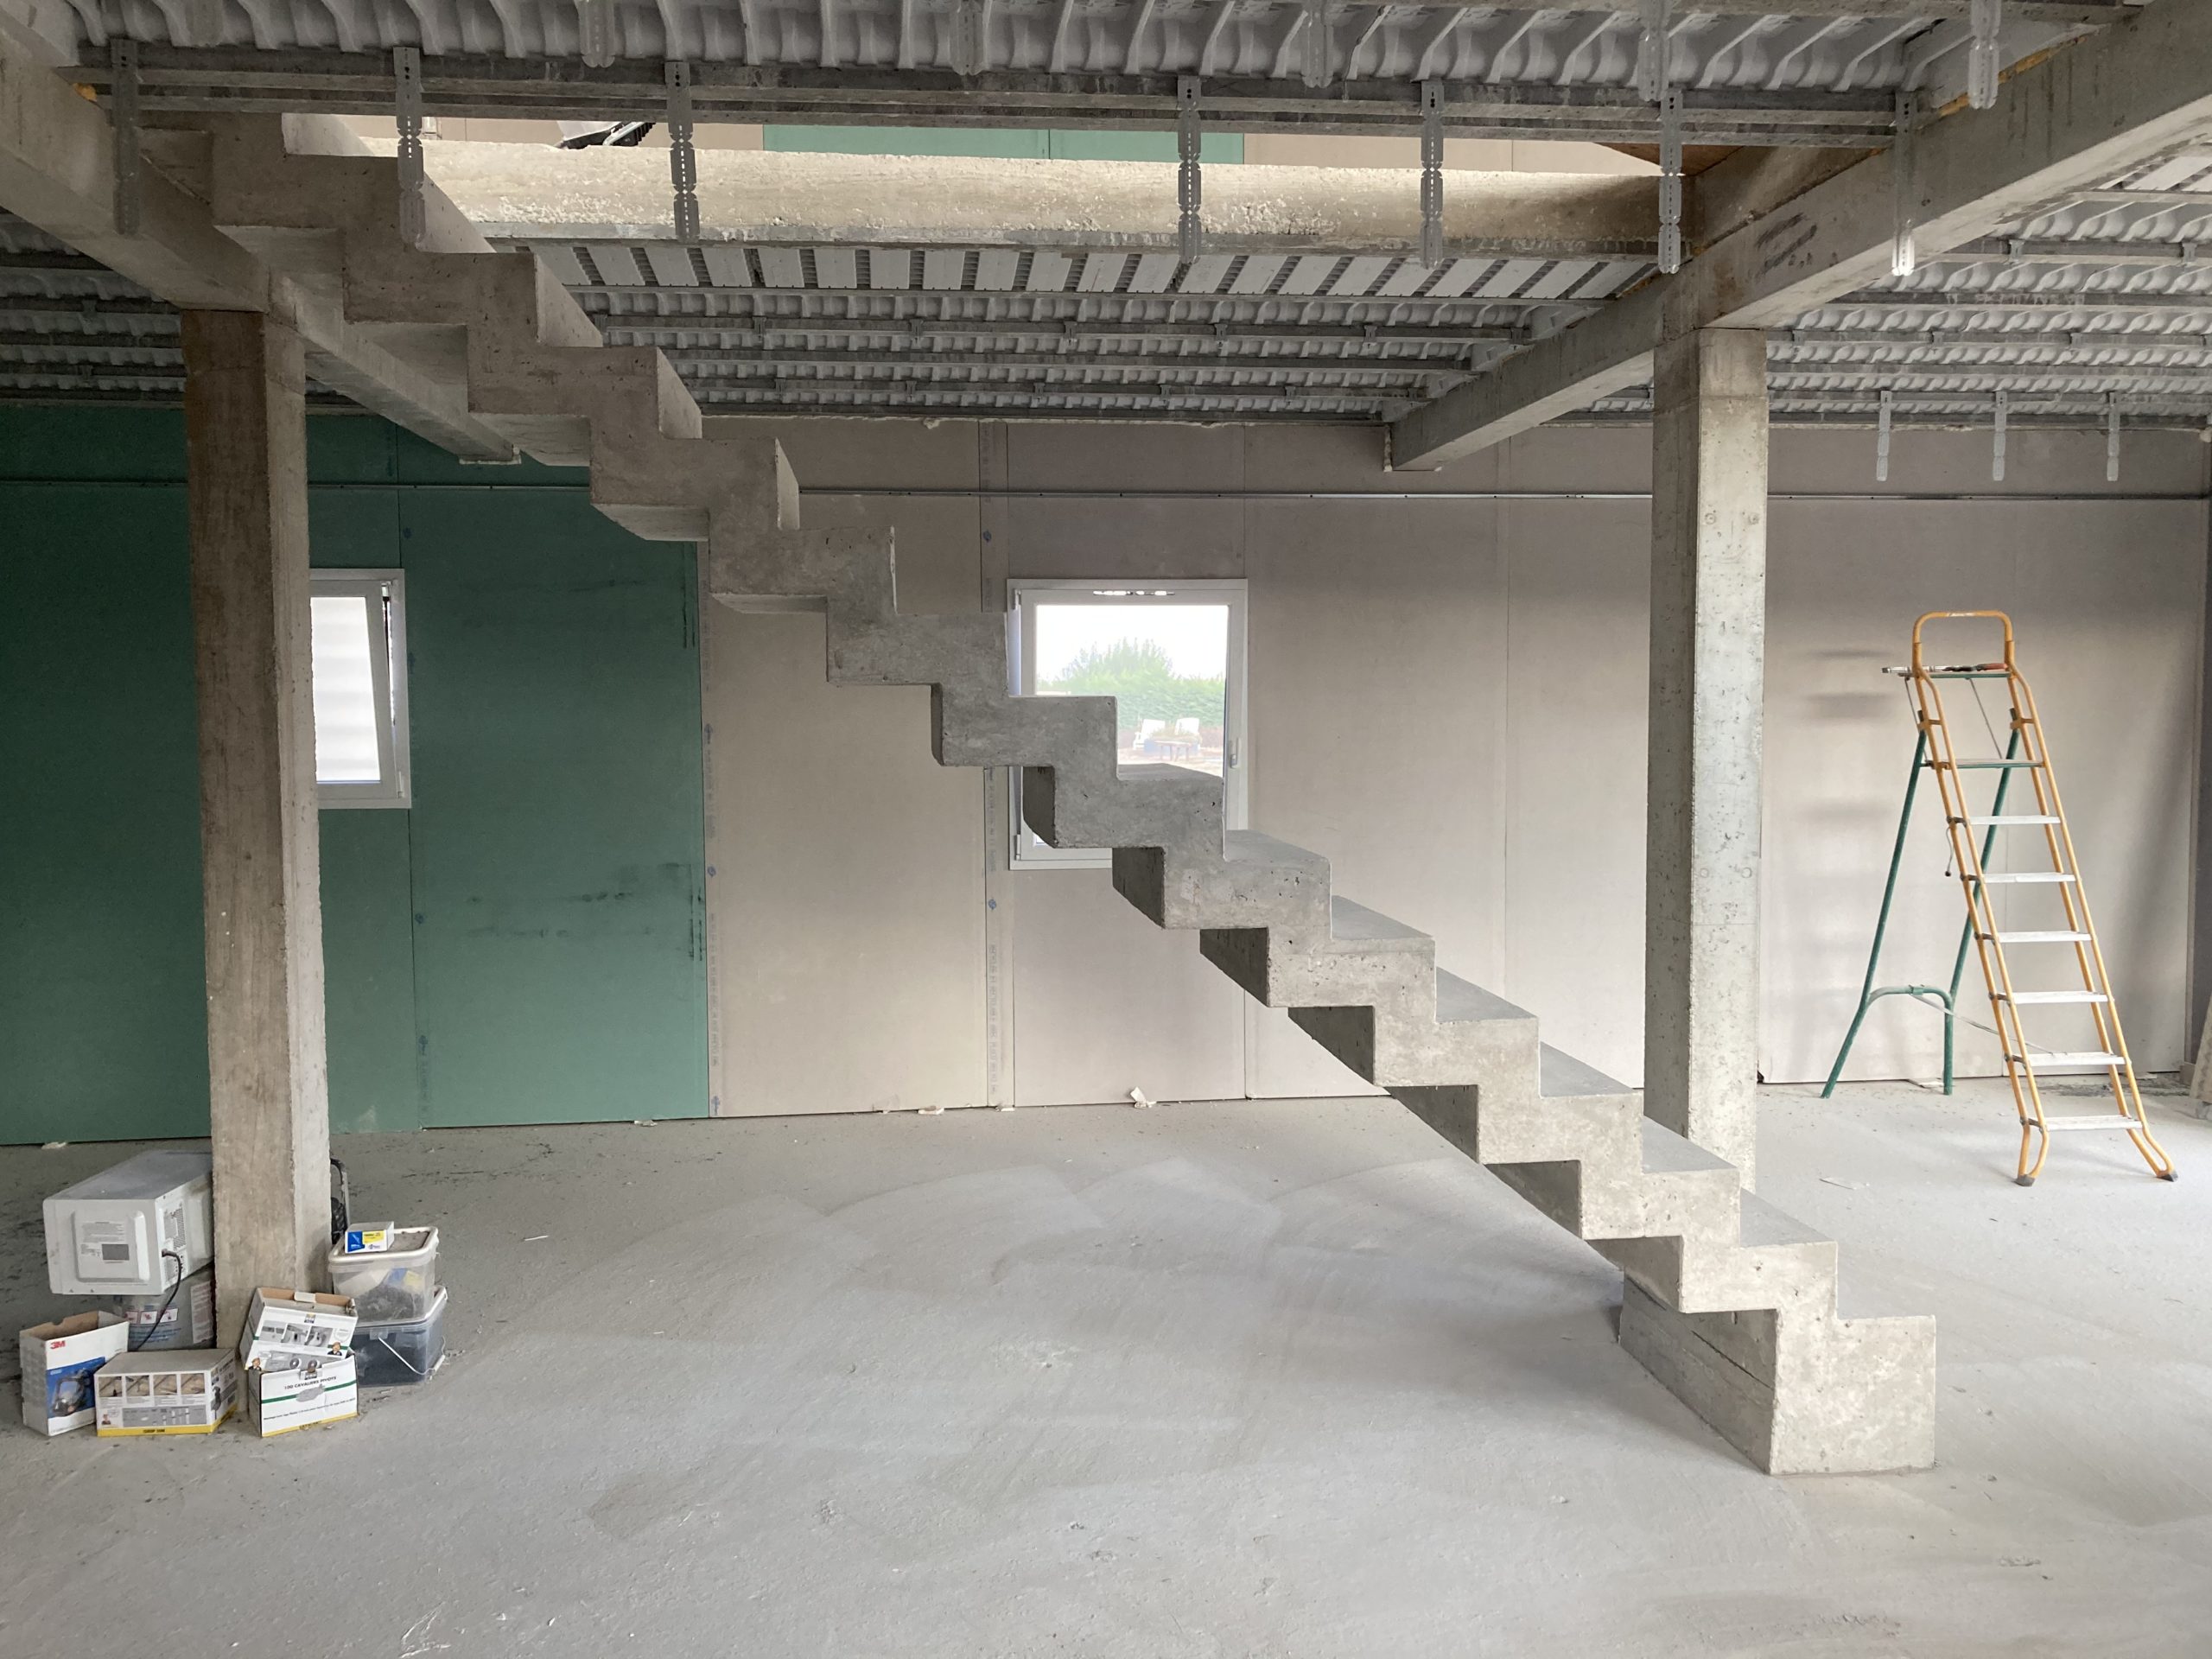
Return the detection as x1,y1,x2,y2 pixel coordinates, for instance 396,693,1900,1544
1389,0,2212,469
66,48,1897,146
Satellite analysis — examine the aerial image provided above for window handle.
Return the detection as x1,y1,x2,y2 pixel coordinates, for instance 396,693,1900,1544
1225,739,1240,769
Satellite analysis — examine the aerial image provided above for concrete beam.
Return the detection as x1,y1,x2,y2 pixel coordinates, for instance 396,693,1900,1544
1644,329,1768,1185
401,140,1658,259
185,309,332,1341
1390,0,2212,468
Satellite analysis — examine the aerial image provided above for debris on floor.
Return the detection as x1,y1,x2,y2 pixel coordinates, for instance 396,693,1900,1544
17,1147,448,1441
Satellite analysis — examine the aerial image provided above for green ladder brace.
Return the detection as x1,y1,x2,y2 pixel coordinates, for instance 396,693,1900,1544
1821,721,2023,1096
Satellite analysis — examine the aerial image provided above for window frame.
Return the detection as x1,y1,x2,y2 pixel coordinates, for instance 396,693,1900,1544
311,569,412,811
1006,578,1249,871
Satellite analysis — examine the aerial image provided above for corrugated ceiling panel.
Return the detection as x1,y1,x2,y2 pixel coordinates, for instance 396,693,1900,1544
756,247,805,287
698,245,752,286
583,243,645,284
964,249,1014,289
639,244,698,286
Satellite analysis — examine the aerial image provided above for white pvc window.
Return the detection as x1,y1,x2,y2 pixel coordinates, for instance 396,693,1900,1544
1007,579,1248,870
311,569,410,809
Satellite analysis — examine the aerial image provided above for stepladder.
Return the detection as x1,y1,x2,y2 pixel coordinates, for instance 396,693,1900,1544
1828,611,2177,1187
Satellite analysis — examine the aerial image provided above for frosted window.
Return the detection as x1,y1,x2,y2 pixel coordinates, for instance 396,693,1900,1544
309,571,410,808
311,594,384,784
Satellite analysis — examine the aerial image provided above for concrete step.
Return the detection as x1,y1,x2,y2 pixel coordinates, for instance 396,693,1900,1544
1120,830,1333,933
1198,891,1431,1008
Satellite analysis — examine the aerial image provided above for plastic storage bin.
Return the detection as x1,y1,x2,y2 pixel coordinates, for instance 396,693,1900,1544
353,1287,447,1387
326,1226,439,1324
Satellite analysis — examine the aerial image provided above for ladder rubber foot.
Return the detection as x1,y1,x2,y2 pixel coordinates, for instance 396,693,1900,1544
2158,1170,2179,1182
2014,1175,2036,1187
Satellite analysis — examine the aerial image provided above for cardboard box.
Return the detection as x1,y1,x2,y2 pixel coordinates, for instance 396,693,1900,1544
340,1223,396,1255
238,1287,358,1371
123,1265,216,1351
248,1354,358,1437
94,1350,238,1436
20,1310,130,1435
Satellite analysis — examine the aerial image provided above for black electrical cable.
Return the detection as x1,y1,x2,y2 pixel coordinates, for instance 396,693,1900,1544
125,1249,188,1352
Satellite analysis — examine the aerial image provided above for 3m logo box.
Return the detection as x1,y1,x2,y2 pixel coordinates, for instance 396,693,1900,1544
94,1350,238,1436
19,1310,130,1435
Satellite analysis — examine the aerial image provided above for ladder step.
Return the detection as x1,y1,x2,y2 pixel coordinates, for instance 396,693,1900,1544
1949,760,2042,770
1974,872,2075,884
2000,989,2107,1005
2039,1115,2148,1132
2010,1051,2126,1069
1989,930,2093,944
1964,815,2062,826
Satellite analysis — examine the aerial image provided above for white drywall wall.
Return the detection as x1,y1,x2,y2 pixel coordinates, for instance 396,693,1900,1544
702,417,2207,1112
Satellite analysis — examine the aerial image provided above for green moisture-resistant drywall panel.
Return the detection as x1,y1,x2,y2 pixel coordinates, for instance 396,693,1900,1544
764,126,1243,162
319,810,422,1133
0,483,211,1144
400,492,708,1127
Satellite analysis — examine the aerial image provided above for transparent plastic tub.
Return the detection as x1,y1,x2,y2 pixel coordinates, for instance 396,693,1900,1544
326,1225,439,1324
353,1287,448,1387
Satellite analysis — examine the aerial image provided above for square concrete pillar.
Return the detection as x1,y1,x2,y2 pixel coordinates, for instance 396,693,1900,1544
183,310,332,1340
1644,328,1768,1185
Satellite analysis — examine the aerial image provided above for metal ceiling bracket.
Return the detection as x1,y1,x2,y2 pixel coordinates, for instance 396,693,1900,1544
1967,0,2002,111
953,0,988,77
2105,391,2120,482
110,40,142,238
1891,90,1918,276
1419,79,1445,270
393,47,425,250
1636,0,1671,104
1992,388,2008,481
1877,388,1894,482
578,0,619,70
1178,77,1204,264
1303,0,1332,89
1658,86,1684,275
666,60,700,245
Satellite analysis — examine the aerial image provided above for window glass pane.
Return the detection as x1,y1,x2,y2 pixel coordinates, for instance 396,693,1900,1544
1033,601,1230,778
310,594,384,784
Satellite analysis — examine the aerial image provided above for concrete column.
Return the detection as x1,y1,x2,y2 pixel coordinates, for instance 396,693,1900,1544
1644,327,1768,1184
183,310,332,1340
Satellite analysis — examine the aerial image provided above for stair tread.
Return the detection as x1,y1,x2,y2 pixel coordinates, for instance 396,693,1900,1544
1739,1191,1832,1252
1638,1117,1735,1176
1223,829,1325,867
1437,969,1536,1027
1328,895,1429,946
1540,1041,1628,1100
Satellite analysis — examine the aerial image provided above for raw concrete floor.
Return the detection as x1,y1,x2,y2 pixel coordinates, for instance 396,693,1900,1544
3,1080,2209,1658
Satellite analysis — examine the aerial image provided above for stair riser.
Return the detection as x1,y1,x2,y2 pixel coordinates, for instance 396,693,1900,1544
1116,849,1334,932
1622,1287,1936,1473
1198,926,1433,1009
1294,1004,1541,1090
932,690,1120,771
1021,767,1223,859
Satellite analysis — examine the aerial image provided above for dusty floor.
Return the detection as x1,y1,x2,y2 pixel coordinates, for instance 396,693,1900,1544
2,1080,2208,1658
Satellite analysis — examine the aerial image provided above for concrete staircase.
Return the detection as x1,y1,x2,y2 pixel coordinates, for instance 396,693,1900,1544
207,119,1935,1474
